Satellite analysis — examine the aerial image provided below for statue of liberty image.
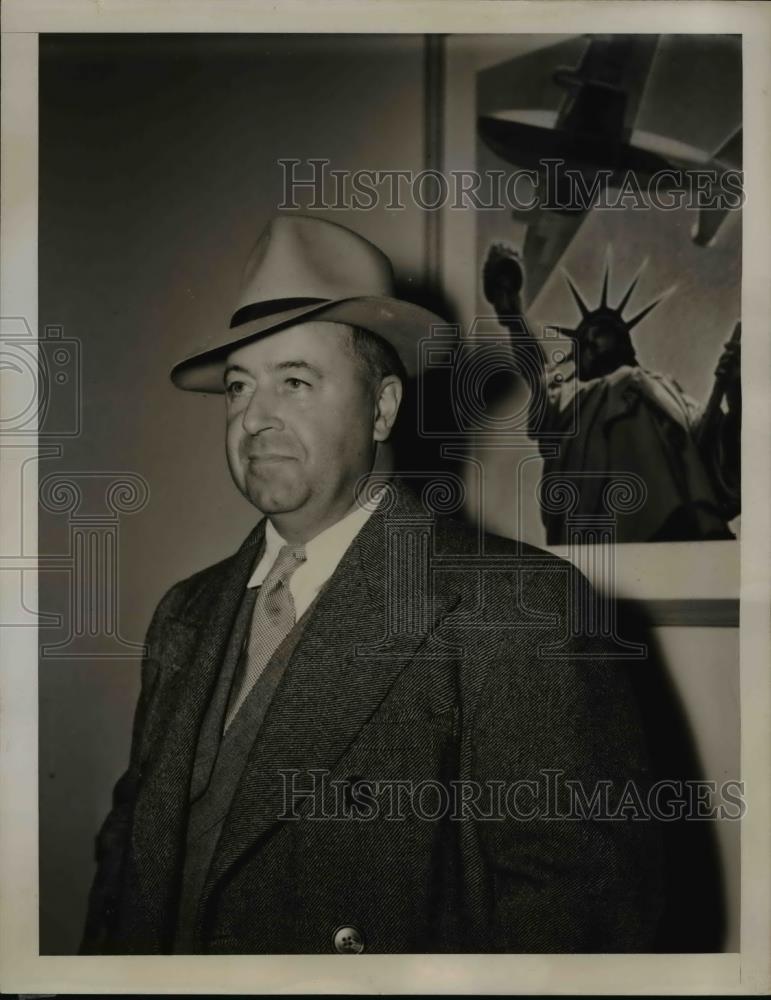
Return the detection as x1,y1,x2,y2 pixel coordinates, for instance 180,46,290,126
483,243,741,544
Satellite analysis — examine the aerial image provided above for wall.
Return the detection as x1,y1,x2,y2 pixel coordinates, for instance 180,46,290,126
38,32,428,954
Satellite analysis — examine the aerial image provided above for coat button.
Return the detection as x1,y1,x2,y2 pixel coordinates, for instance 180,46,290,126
332,924,365,954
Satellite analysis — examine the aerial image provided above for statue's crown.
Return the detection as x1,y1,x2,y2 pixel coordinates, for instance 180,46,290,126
562,256,672,342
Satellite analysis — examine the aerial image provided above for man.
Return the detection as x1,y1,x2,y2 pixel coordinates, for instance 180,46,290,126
82,216,662,955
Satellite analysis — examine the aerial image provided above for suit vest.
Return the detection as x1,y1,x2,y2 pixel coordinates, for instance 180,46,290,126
173,582,320,952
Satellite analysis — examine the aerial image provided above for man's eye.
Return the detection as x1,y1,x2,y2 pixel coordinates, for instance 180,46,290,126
285,377,310,389
226,381,246,396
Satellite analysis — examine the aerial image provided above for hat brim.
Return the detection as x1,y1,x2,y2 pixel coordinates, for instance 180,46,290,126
170,296,447,392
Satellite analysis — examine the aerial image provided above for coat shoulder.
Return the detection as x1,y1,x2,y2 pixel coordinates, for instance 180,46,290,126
432,512,612,665
434,512,578,590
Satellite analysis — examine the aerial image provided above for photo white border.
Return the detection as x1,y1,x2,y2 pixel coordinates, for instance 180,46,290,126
1,1,769,994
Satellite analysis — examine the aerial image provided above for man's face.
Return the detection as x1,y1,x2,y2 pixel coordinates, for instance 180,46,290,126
224,321,378,532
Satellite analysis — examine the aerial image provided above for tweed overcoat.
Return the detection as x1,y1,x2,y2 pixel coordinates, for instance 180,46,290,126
81,481,662,954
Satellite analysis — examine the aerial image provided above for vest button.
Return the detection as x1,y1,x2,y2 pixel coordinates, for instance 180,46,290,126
332,924,365,954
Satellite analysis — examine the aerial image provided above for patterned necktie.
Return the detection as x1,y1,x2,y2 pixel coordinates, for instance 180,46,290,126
223,542,307,732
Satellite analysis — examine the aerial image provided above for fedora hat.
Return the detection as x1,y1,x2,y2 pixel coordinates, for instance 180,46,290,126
170,215,446,391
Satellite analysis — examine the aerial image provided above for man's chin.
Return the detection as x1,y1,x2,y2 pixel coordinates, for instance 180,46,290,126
244,480,309,515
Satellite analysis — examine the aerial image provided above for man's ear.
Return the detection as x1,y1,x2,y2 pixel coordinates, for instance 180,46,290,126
372,375,403,442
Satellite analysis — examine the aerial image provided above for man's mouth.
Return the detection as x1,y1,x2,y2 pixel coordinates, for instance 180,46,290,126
247,454,295,464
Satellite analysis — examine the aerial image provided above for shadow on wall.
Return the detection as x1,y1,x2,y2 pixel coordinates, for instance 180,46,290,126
619,602,728,952
390,284,470,488
391,285,729,952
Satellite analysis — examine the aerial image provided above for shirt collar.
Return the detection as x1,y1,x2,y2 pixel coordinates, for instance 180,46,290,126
247,492,382,590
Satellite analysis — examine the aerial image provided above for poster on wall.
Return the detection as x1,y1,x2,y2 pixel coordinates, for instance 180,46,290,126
457,34,742,549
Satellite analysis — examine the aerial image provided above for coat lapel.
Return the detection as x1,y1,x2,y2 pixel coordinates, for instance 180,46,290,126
130,519,266,941
205,483,463,893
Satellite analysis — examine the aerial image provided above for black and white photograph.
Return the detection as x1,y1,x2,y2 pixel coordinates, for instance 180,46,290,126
1,1,770,995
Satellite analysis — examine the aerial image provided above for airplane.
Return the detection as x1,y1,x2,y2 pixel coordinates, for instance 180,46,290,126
477,34,743,306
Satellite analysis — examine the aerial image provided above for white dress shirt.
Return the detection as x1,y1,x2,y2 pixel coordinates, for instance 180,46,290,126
247,494,382,621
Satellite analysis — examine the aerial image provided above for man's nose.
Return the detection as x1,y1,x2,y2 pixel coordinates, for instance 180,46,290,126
241,388,283,435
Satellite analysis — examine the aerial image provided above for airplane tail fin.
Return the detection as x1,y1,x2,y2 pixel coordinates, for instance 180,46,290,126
712,126,742,168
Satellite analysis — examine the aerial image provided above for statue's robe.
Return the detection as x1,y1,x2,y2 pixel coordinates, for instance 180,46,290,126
533,365,735,544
